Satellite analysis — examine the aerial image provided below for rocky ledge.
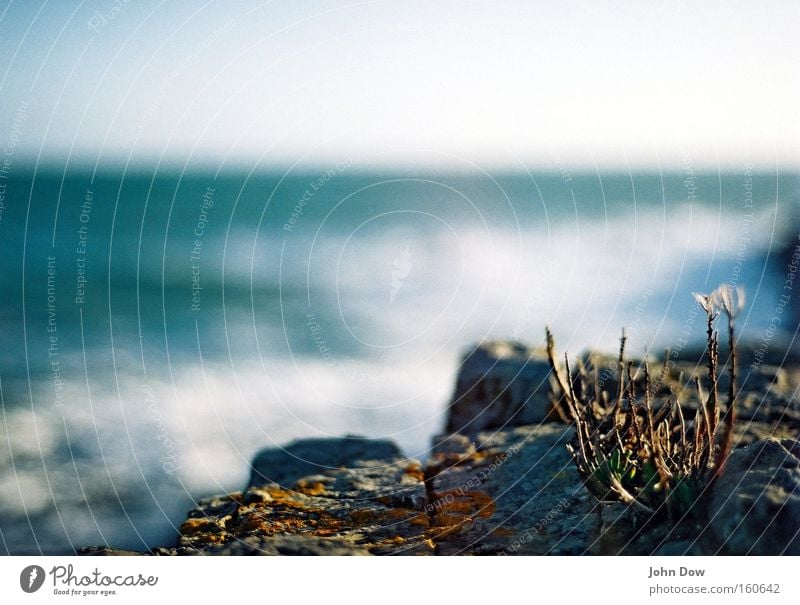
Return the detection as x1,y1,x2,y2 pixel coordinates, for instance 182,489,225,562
81,341,800,556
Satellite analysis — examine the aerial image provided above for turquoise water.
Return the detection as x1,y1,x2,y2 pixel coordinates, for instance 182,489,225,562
0,165,796,553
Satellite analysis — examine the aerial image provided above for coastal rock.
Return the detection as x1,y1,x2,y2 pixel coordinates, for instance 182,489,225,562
654,540,706,556
594,502,640,555
178,440,431,555
131,428,601,556
184,535,373,555
177,484,432,555
79,341,800,556
446,341,556,436
736,389,800,425
426,424,599,555
249,435,402,487
593,502,712,555
664,360,800,448
732,417,800,448
710,438,800,555
431,432,475,456
78,546,152,556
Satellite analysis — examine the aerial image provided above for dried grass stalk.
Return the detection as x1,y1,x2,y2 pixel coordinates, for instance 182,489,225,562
549,285,741,518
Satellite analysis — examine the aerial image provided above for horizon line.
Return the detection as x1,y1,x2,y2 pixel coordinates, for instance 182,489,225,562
8,155,800,177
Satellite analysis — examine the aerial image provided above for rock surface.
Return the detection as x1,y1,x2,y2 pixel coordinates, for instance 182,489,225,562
175,480,432,556
177,438,432,556
710,438,800,555
427,424,598,554
446,340,556,435
249,436,403,487
80,340,800,556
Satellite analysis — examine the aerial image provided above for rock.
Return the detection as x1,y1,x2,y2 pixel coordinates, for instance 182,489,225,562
446,341,556,435
78,339,800,557
736,389,800,426
663,359,800,449
187,535,372,556
430,433,475,456
425,424,599,555
176,439,433,556
732,418,800,448
86,427,601,557
710,438,800,555
176,484,432,556
593,501,716,555
594,502,638,554
654,540,706,556
287,458,427,509
77,546,151,556
249,435,403,488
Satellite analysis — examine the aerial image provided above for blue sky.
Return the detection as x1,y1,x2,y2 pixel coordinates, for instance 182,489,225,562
1,0,798,169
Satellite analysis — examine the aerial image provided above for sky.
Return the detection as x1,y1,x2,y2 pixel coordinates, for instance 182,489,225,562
0,0,798,170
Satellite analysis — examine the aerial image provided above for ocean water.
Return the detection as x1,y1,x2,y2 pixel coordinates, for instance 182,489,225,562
0,165,797,554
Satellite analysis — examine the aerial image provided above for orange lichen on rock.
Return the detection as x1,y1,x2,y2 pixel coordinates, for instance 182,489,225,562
175,448,433,554
349,508,383,525
436,490,495,518
294,480,328,496
180,518,229,545
257,486,309,508
427,489,496,540
408,513,430,527
403,463,425,482
232,515,316,536
349,506,415,526
180,518,224,536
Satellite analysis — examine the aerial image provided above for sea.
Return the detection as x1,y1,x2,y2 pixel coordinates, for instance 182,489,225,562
0,163,797,553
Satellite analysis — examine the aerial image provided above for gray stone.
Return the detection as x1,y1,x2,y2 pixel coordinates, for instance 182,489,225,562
178,448,433,556
446,341,555,435
426,424,599,555
249,435,403,488
710,438,800,555
193,535,372,556
654,540,706,556
290,458,427,509
592,502,715,555
736,390,800,426
594,502,638,555
79,339,800,557
732,418,800,448
77,546,150,556
431,433,475,456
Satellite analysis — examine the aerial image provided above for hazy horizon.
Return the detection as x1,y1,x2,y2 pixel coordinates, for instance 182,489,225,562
7,156,800,175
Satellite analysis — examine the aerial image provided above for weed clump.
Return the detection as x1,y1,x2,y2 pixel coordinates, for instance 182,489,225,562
547,285,744,518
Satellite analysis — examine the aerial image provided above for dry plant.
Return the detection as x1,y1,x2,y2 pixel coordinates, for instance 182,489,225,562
547,285,744,518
